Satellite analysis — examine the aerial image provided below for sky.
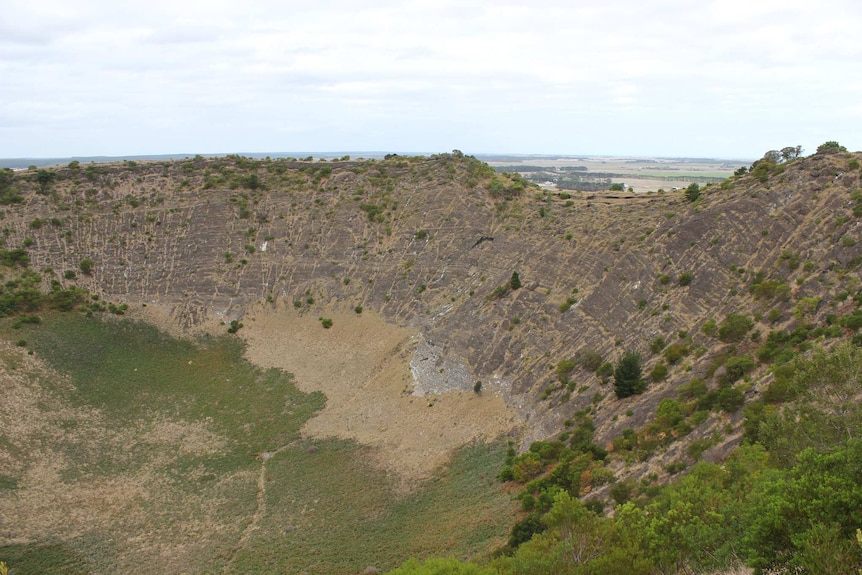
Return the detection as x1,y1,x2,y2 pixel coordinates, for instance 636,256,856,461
2,0,861,159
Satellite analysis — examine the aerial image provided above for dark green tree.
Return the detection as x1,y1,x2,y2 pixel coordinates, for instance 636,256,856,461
34,169,54,193
510,271,522,290
685,182,701,202
614,350,645,399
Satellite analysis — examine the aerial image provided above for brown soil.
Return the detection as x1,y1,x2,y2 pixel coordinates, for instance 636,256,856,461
239,302,520,485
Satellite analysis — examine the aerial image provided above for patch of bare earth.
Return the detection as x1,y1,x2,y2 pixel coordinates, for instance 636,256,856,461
240,303,520,485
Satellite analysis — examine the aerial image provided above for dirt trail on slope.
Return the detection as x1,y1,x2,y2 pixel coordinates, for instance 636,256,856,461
239,304,520,485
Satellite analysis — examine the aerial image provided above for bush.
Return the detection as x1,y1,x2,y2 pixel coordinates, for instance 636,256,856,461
663,344,689,365
718,313,754,343
656,399,685,428
609,480,634,504
79,258,94,275
556,358,576,383
650,363,668,382
577,349,604,372
717,386,745,412
678,271,693,286
685,183,701,202
512,452,544,483
596,361,614,382
815,141,847,154
720,355,755,385
793,297,820,319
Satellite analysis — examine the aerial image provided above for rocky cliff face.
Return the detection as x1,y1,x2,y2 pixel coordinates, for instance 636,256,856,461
5,150,862,461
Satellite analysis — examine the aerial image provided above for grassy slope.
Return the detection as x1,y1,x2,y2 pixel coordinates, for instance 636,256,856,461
0,314,516,575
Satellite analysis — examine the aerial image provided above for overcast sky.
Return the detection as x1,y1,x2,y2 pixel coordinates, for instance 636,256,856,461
2,0,861,159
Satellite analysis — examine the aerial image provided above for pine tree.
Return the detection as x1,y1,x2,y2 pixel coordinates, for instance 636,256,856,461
614,350,645,399
510,272,522,290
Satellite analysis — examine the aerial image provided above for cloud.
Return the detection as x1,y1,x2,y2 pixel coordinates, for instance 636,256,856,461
2,0,861,157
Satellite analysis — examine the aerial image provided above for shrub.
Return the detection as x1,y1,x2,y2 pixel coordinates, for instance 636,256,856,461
609,480,634,504
717,386,745,412
556,358,576,383
702,318,718,337
718,313,754,342
656,398,685,429
793,297,820,319
679,378,707,400
649,336,666,354
663,344,689,365
319,317,333,329
685,183,701,202
596,361,614,382
678,271,693,286
815,141,847,154
650,363,668,382
577,349,604,372
79,258,94,275
511,452,544,483
720,355,755,385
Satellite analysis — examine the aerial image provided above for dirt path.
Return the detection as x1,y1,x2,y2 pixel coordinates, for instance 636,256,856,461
239,304,521,485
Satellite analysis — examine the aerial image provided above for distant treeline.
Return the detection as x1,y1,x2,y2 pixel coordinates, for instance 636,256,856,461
493,165,589,173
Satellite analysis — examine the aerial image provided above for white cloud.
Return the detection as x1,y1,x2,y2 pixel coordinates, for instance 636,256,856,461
1,0,860,157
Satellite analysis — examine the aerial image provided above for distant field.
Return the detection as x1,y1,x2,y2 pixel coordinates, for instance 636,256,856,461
484,155,749,193
0,314,516,575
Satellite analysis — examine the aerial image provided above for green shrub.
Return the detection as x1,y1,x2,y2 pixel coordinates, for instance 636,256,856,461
596,361,614,382
577,349,604,372
720,355,755,385
717,386,745,412
663,344,689,365
685,182,701,202
679,378,707,400
649,336,666,354
556,358,576,383
79,258,93,275
718,313,754,342
511,452,544,483
702,318,718,337
650,363,668,382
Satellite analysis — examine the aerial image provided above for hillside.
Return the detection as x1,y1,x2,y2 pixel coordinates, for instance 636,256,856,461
1,147,861,573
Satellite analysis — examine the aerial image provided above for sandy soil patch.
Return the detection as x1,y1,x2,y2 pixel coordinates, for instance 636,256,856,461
240,304,521,484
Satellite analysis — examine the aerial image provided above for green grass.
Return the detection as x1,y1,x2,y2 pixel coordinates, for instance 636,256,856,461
2,314,515,574
0,544,89,575
234,439,512,574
